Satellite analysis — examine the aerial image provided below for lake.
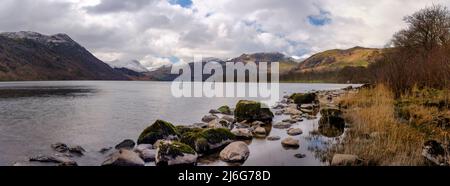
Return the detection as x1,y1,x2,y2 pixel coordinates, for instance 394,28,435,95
0,81,355,166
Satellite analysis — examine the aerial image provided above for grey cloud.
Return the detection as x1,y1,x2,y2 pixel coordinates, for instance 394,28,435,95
85,0,155,14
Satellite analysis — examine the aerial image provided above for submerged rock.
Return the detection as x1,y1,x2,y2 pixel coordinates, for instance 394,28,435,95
220,142,250,162
330,154,363,166
155,140,197,166
235,100,274,123
137,120,180,145
294,154,306,158
102,149,145,166
180,128,235,154
281,137,299,148
115,139,136,150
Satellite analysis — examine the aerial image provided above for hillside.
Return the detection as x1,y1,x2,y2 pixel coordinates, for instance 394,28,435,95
295,47,383,72
0,31,128,81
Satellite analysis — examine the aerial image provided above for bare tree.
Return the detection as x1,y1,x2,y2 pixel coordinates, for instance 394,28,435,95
392,5,450,52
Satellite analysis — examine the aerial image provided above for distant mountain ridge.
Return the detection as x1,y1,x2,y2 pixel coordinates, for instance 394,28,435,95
0,31,128,81
0,31,384,83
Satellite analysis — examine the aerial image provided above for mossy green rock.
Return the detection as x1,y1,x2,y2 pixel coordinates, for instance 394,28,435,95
137,120,180,145
234,100,274,123
181,128,235,153
290,93,317,105
218,105,232,115
155,140,197,166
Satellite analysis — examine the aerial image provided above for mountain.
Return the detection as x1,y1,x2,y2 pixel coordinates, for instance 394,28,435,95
144,52,299,81
294,47,383,72
0,31,128,81
106,59,149,72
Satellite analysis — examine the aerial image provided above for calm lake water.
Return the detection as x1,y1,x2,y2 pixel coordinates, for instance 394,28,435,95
0,81,355,166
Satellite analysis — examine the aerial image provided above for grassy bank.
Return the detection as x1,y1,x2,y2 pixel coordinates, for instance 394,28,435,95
328,85,449,165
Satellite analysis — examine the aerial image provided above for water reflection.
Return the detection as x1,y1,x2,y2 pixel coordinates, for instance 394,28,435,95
0,86,96,98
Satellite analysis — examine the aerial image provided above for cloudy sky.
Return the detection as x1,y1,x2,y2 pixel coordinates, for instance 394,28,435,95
1,0,449,70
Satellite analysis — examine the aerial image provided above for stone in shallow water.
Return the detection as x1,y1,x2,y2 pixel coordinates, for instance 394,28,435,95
51,143,69,153
115,139,136,150
273,122,292,129
231,128,253,140
219,141,250,162
253,126,266,135
68,145,86,155
266,136,281,141
287,128,303,136
281,137,299,148
102,149,145,166
294,154,306,158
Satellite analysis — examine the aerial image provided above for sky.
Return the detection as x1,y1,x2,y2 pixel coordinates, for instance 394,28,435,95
1,0,449,70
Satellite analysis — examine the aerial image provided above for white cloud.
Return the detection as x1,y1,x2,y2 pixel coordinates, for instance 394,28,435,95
1,0,450,69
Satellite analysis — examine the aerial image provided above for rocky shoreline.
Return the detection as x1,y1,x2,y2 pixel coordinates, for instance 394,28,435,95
14,86,358,166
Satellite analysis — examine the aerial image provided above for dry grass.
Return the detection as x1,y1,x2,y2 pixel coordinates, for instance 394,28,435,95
330,85,430,165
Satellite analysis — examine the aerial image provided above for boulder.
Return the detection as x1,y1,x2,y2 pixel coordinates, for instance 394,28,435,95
218,105,233,115
320,107,343,118
221,115,235,123
180,128,235,154
287,128,303,136
209,109,221,114
155,141,197,166
290,93,317,105
281,137,299,148
208,119,231,129
319,115,345,128
284,107,302,115
202,114,219,123
231,128,253,140
253,126,266,136
137,120,180,145
51,143,69,153
219,142,250,162
102,149,145,166
139,148,156,162
422,140,447,165
115,139,136,150
273,122,292,129
235,100,274,123
68,145,86,155
330,154,363,166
